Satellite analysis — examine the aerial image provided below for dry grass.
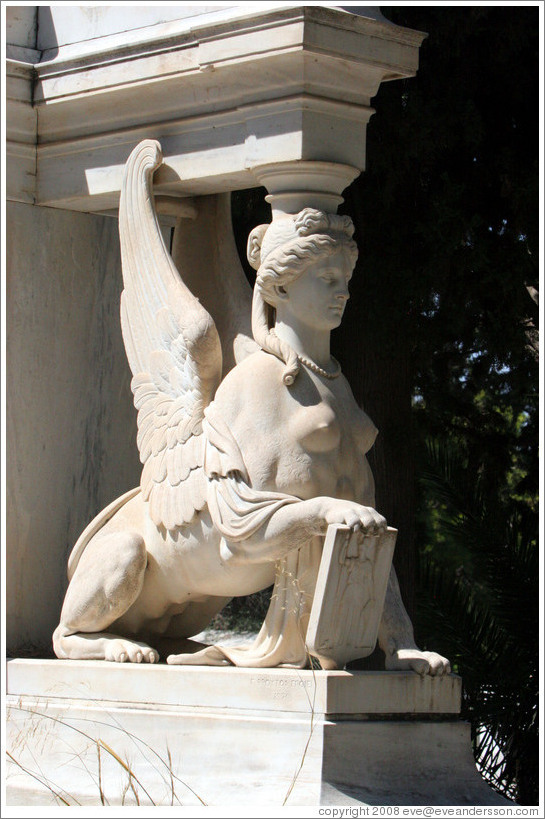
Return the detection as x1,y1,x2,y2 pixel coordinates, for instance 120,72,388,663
6,703,207,806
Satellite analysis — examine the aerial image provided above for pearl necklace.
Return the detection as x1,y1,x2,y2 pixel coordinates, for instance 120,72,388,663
298,354,341,379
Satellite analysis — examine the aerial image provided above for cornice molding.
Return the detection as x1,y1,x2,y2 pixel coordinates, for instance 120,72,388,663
6,57,37,204
7,5,426,213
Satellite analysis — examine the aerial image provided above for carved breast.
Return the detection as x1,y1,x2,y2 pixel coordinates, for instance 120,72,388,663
292,402,341,453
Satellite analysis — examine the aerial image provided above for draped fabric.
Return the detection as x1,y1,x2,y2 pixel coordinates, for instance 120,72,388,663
170,402,322,667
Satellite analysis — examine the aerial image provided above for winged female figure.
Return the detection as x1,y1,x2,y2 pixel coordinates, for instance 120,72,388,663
53,140,449,675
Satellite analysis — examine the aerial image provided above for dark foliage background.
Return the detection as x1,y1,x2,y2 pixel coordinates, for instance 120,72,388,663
228,6,539,804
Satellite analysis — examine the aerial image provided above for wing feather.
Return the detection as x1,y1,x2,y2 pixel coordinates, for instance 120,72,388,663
119,140,222,530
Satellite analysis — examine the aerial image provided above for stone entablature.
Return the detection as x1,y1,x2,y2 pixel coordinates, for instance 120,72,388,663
6,4,425,213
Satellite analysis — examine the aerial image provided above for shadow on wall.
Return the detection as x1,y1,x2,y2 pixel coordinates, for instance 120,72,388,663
37,6,59,58
339,7,391,23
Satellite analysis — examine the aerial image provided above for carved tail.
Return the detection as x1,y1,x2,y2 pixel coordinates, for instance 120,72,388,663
67,487,140,581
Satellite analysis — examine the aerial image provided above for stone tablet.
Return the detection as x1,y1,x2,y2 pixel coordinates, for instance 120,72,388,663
307,524,397,669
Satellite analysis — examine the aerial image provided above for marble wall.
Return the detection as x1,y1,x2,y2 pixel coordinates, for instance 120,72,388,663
6,202,141,653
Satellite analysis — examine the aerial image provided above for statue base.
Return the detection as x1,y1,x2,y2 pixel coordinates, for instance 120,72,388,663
6,659,508,807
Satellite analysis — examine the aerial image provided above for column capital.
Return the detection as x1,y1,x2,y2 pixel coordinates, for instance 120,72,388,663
252,160,360,218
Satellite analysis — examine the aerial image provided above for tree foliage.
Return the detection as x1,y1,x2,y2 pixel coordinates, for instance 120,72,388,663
417,439,538,804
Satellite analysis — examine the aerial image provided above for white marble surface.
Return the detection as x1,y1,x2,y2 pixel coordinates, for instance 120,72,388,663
6,202,141,653
36,5,233,51
34,5,390,53
307,525,396,668
6,660,509,807
7,659,462,715
24,6,425,211
6,54,37,203
5,6,37,50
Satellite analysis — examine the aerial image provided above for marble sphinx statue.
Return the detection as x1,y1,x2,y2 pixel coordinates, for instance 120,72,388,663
53,140,450,675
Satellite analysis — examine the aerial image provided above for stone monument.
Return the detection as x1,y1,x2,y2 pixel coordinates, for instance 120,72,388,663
51,136,449,676
6,4,509,807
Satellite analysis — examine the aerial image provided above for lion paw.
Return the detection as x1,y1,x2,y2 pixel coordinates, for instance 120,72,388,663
104,638,159,664
385,648,451,676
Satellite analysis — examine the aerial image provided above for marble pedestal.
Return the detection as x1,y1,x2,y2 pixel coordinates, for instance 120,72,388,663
6,659,507,807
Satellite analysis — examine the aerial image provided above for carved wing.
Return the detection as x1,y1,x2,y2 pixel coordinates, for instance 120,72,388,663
119,139,222,529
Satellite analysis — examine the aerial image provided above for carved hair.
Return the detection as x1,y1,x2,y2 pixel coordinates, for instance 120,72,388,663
247,208,358,385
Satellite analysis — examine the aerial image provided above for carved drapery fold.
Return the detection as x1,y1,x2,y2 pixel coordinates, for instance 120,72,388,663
170,402,321,668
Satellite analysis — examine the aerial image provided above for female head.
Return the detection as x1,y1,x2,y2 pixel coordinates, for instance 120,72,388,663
247,208,358,384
